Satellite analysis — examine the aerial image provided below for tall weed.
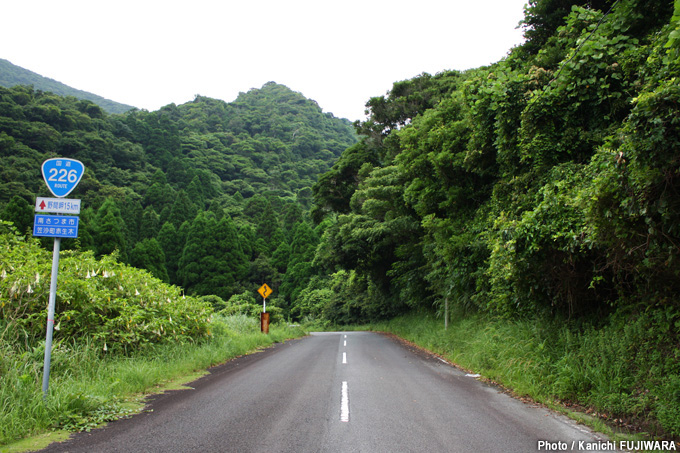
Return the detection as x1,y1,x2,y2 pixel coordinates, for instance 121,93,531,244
0,316,305,447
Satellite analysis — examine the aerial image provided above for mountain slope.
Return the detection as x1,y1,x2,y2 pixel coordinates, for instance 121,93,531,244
0,80,358,307
0,58,135,114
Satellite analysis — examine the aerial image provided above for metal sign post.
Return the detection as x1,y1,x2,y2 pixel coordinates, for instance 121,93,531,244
257,283,273,334
35,158,84,399
42,237,61,397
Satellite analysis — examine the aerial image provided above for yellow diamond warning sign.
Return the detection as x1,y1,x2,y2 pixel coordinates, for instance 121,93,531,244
257,283,273,299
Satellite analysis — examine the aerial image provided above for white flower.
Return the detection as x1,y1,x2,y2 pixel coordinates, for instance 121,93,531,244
26,284,33,294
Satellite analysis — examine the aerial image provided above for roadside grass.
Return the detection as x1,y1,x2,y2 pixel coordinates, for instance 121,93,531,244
369,311,680,444
0,314,306,451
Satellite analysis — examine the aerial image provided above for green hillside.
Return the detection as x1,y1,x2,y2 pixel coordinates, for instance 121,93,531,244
0,58,135,114
0,80,357,313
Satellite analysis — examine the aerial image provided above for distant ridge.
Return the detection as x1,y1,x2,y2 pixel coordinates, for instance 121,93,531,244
0,58,135,114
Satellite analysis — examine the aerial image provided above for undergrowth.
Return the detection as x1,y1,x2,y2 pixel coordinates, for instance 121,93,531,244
0,314,305,447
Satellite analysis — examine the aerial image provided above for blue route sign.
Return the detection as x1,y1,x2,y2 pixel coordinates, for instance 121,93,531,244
41,158,85,198
33,214,79,238
36,158,85,398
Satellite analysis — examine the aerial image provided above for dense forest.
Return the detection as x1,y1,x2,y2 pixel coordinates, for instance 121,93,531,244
2,0,680,440
310,0,679,323
0,58,135,114
1,0,678,341
0,81,357,319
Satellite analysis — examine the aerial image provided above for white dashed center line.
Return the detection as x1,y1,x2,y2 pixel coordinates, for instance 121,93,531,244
340,381,349,422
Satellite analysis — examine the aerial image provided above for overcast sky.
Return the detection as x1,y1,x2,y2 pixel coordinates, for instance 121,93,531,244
2,0,528,121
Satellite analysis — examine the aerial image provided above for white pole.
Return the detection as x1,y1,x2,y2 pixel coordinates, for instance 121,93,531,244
42,237,61,398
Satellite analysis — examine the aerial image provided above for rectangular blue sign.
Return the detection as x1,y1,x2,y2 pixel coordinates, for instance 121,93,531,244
33,214,79,238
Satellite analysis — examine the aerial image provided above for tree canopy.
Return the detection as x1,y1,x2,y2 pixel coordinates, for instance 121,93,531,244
0,81,357,312
309,0,678,323
1,0,678,330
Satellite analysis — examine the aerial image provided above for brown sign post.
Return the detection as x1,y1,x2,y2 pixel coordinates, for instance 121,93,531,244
260,312,270,334
257,283,273,334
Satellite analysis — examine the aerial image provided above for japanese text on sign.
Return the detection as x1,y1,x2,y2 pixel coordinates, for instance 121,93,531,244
33,215,79,238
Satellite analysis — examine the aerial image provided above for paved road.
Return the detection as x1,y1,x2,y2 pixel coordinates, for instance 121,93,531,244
40,331,613,452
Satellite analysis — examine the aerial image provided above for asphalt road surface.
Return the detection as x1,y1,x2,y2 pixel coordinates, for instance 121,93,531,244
40,331,614,452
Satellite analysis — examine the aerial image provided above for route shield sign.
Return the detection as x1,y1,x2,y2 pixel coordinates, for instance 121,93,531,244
41,158,85,198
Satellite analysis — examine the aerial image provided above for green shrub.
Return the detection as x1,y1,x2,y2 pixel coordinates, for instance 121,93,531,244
0,314,305,446
0,225,212,354
221,290,283,322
